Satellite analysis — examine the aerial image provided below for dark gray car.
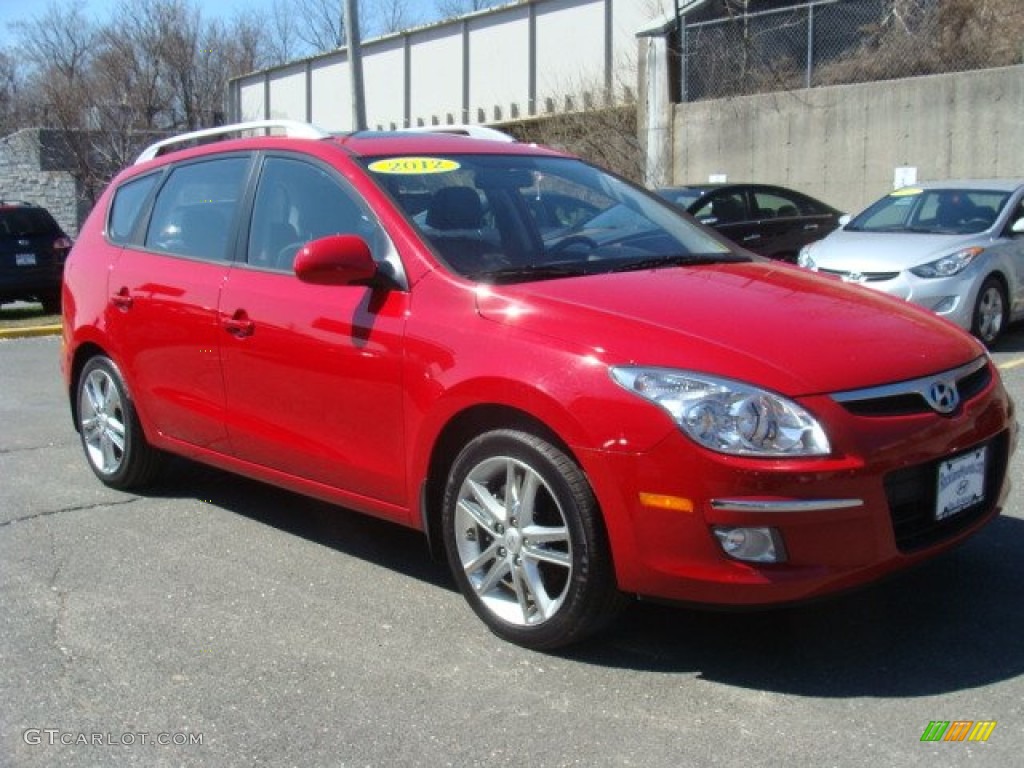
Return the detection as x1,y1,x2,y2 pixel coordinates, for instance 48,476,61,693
656,183,843,262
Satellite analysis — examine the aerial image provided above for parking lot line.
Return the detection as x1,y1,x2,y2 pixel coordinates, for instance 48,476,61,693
998,357,1024,371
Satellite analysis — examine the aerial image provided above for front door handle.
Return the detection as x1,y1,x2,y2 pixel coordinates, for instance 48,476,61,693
223,310,254,338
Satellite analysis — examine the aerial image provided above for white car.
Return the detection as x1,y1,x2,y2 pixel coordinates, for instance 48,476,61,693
798,179,1024,345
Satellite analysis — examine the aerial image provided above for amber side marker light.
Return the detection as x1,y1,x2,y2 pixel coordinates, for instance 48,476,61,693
638,493,694,513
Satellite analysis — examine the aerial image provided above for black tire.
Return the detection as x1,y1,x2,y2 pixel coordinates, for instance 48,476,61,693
442,429,625,650
76,356,162,489
971,276,1007,347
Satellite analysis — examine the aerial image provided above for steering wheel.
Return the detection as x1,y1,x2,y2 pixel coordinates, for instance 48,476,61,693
274,241,307,270
548,235,599,254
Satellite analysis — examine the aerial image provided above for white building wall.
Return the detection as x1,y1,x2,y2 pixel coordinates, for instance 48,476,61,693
612,0,671,85
409,25,464,126
238,76,266,121
364,39,406,130
268,64,307,121
230,0,665,130
468,6,530,122
535,0,604,108
310,55,350,131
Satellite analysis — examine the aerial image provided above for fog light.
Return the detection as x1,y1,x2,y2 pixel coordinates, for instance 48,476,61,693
712,526,787,563
930,296,959,314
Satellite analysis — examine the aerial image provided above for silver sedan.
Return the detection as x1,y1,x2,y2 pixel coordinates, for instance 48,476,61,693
798,179,1024,345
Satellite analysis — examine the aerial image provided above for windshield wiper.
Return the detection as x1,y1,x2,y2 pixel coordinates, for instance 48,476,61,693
609,252,750,272
467,263,591,284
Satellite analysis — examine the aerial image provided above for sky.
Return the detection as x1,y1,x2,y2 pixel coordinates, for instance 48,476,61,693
0,0,452,47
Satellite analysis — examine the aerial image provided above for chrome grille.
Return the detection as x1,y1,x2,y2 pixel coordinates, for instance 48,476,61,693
832,357,991,417
819,268,900,283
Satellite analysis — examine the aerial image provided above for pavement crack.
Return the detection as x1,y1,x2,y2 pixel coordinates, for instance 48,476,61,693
0,497,140,529
0,440,78,456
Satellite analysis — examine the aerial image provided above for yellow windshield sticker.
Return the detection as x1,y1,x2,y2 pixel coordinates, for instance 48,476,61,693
890,187,922,196
368,157,460,174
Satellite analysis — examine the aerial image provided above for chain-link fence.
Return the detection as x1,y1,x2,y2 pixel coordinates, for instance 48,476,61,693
676,0,1023,102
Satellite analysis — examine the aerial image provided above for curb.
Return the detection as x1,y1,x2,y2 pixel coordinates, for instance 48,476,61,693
0,324,62,340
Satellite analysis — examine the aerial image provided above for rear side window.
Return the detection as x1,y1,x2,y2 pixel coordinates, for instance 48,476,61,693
0,207,62,236
145,156,249,261
108,173,159,244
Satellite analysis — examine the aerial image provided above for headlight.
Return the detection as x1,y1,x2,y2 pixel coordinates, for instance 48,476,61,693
910,247,984,278
610,367,830,457
797,244,817,269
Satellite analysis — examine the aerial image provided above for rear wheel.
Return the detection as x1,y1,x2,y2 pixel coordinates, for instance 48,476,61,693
442,429,624,650
971,277,1007,346
76,356,162,489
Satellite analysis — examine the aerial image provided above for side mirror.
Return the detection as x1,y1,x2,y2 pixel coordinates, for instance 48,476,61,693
1011,217,1024,235
294,235,379,286
838,214,852,227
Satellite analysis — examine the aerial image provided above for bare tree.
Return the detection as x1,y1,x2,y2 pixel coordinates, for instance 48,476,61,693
434,0,502,21
0,48,31,137
369,0,420,35
6,0,275,212
271,0,346,56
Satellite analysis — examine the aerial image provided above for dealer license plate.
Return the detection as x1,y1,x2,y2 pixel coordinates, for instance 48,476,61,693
935,446,987,521
15,253,36,266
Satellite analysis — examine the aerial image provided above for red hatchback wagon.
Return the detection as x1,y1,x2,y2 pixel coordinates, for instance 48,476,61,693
62,121,1017,649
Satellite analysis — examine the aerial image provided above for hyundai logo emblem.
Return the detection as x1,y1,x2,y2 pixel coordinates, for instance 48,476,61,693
841,272,866,284
925,379,960,414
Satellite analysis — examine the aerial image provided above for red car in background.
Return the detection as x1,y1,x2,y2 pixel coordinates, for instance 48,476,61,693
61,121,1017,649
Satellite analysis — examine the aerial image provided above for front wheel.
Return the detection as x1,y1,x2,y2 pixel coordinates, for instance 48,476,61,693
76,356,162,489
442,429,624,650
971,277,1007,347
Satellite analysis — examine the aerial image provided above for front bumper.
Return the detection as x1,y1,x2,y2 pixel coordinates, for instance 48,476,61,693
818,268,979,331
578,365,1016,606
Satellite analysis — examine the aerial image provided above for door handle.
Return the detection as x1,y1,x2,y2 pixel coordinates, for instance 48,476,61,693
223,310,255,338
803,224,819,231
111,288,132,310
742,234,761,242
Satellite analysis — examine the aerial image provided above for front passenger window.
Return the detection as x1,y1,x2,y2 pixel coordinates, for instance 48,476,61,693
248,156,378,272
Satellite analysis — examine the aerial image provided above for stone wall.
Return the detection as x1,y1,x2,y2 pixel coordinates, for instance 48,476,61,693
0,129,81,236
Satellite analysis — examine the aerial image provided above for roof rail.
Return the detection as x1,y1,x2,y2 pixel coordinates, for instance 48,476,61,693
135,119,331,164
400,125,516,143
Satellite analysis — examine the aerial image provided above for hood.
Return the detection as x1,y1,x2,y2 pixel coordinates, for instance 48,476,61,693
807,229,995,271
474,262,981,396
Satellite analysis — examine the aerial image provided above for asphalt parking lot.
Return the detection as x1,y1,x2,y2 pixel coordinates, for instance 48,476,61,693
2,327,1023,767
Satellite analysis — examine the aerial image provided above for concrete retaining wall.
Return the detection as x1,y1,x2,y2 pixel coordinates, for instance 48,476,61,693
668,65,1024,214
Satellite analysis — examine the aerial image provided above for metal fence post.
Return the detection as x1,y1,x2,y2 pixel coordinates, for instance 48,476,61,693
806,2,815,89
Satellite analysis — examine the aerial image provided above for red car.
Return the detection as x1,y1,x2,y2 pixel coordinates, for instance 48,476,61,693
61,121,1017,649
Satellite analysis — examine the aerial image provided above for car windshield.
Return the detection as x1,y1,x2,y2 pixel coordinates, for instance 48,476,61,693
363,154,739,283
846,188,1010,235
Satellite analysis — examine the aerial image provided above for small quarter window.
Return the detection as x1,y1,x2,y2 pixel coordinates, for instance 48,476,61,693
108,173,159,244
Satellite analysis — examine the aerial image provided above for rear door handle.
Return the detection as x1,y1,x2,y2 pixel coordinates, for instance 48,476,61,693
803,224,819,231
223,310,254,338
742,234,761,242
111,288,132,310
